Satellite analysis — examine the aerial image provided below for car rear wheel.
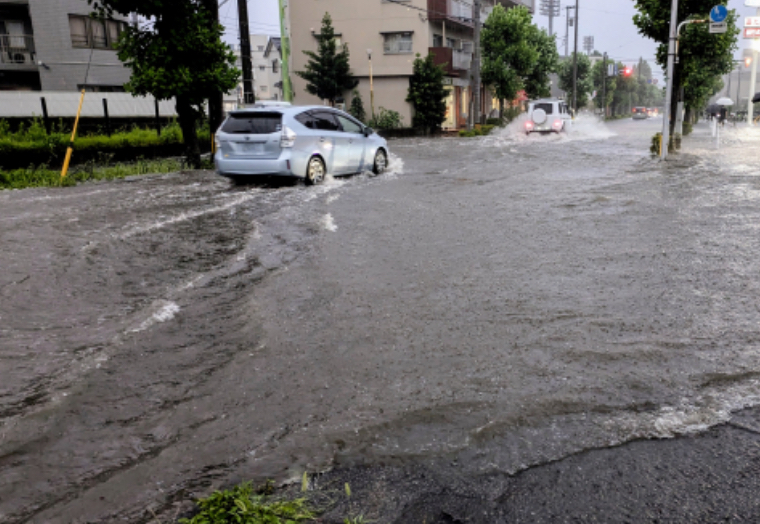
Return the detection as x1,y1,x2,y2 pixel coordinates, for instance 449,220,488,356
373,149,387,175
305,157,325,185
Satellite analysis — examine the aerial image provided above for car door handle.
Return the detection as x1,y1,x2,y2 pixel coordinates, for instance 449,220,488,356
319,137,326,142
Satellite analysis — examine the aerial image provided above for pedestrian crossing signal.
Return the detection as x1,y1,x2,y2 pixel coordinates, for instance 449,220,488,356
746,57,753,68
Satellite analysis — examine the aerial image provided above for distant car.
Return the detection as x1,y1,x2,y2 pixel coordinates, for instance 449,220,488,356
214,105,389,184
525,98,573,134
632,106,648,120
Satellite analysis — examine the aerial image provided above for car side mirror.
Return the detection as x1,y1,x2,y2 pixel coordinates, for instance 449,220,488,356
363,127,373,137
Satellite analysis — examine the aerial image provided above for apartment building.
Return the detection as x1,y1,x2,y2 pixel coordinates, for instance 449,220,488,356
252,34,283,101
0,0,131,91
288,0,535,128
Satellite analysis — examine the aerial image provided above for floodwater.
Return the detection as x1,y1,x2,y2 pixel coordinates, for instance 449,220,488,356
3,117,760,522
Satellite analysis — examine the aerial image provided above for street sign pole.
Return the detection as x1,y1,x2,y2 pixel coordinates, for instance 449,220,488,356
661,0,679,160
749,8,760,125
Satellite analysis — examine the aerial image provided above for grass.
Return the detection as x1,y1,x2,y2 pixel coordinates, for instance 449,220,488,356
0,157,191,190
179,483,318,524
177,479,371,524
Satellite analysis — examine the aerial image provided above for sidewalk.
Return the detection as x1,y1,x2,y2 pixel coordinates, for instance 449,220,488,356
297,405,760,523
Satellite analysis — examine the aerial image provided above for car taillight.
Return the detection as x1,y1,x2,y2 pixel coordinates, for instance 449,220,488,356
525,121,534,130
632,108,637,113
553,120,562,128
280,125,296,148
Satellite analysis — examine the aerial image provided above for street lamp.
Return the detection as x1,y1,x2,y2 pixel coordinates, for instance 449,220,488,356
368,49,375,120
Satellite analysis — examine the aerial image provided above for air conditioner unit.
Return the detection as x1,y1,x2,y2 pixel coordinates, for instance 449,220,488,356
460,41,473,54
11,51,34,64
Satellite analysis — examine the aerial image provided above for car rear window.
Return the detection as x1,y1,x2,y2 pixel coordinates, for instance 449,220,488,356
221,112,282,134
534,103,554,115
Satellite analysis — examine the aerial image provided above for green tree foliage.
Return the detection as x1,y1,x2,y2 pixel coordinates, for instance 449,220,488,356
633,0,739,132
296,13,358,106
348,90,366,123
481,5,541,111
591,59,616,112
88,0,239,168
524,27,560,99
558,53,593,109
406,53,448,134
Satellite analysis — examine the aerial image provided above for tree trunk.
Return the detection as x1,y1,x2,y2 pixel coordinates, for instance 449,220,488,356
499,98,504,120
177,94,201,169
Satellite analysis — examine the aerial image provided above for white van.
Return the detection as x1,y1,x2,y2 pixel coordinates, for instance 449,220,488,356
525,99,573,134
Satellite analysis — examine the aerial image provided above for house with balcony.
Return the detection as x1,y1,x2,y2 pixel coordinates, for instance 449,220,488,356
288,0,534,129
0,0,130,91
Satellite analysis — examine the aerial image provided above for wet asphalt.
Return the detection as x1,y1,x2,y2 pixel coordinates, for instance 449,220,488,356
3,116,760,523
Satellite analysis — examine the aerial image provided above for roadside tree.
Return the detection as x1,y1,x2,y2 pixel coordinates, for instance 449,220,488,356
87,0,239,168
296,13,358,106
591,59,616,115
633,0,738,135
481,5,539,116
558,53,593,109
406,53,448,135
524,26,560,100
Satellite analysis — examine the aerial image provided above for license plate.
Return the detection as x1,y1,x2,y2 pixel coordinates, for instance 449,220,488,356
243,142,264,154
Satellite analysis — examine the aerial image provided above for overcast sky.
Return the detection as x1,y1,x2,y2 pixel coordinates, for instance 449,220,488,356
225,0,760,81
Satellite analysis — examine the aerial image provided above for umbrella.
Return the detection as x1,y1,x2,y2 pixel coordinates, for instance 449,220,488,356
716,97,734,106
753,92,760,103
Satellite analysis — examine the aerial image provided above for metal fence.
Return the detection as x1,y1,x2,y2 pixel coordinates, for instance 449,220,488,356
0,92,178,118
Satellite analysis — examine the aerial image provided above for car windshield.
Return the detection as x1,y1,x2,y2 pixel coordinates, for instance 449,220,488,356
221,112,282,134
534,103,554,115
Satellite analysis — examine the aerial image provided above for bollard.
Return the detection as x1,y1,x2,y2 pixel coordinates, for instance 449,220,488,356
154,98,161,137
40,97,51,135
102,98,111,137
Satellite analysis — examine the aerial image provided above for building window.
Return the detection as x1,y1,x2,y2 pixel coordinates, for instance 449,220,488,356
257,45,264,51
69,16,89,47
259,65,265,71
432,34,443,47
260,85,268,92
69,15,127,49
383,32,413,54
272,60,279,73
446,37,457,49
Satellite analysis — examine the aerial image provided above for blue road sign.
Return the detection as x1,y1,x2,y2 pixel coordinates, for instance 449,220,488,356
710,5,728,23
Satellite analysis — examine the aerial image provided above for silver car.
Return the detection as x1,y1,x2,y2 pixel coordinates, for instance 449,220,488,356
214,105,389,184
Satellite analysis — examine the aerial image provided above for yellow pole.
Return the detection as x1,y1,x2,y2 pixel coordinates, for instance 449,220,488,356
659,133,663,157
61,89,86,179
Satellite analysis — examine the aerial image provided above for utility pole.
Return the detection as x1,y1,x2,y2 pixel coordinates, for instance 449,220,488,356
204,0,223,134
572,0,579,113
749,7,760,126
661,0,678,160
278,0,293,102
237,0,255,105
470,0,482,129
602,52,607,119
565,6,574,57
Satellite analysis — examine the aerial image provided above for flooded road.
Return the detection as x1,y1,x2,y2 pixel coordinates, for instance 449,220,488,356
3,117,760,522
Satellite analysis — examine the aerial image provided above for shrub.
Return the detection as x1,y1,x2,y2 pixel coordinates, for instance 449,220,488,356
367,107,403,129
458,124,495,137
348,90,366,123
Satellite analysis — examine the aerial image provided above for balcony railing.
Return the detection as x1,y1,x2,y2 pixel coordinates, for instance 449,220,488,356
0,35,36,66
429,46,472,76
428,0,494,29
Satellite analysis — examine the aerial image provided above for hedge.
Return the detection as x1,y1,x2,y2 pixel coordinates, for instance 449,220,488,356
0,119,210,171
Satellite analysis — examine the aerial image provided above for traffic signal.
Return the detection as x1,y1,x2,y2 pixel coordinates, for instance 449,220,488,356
746,57,753,68
624,66,633,77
